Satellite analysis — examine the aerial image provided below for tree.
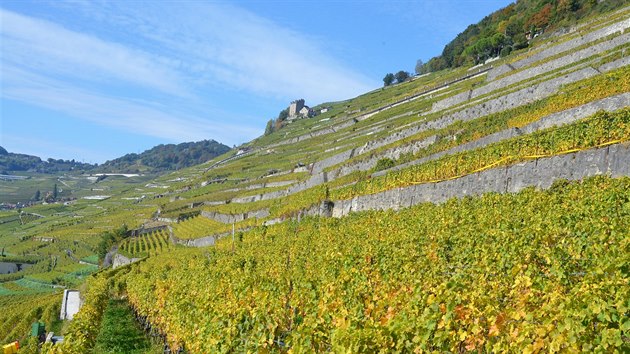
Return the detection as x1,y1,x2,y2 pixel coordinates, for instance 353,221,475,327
558,0,580,14
505,15,523,37
97,225,128,263
264,119,274,136
274,118,284,131
526,3,552,30
426,56,448,73
53,184,58,200
490,33,507,55
374,158,395,172
383,73,395,86
277,108,289,121
32,190,41,201
395,70,410,83
414,59,425,75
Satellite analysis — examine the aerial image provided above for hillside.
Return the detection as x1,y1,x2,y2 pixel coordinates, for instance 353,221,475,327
417,0,627,72
1,4,629,353
0,147,96,174
97,139,231,173
0,140,230,176
0,140,231,204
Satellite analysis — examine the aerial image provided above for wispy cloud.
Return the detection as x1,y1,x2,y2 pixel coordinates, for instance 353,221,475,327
0,2,376,161
175,2,377,102
2,67,259,145
44,1,377,102
0,8,189,97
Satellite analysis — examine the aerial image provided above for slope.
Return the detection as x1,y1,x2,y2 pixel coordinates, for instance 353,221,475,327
1,4,629,353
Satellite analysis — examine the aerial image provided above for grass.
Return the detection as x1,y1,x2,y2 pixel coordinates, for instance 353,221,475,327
81,255,100,265
93,299,162,354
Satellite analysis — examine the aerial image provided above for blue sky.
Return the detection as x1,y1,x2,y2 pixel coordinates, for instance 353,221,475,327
1,0,513,164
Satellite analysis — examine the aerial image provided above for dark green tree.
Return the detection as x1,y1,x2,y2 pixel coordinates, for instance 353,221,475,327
278,108,289,121
96,225,128,263
52,184,58,200
414,59,425,75
383,73,395,86
32,190,41,201
374,158,395,172
395,70,410,83
264,119,274,136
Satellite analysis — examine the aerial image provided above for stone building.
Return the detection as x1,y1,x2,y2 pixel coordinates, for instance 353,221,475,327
288,99,305,118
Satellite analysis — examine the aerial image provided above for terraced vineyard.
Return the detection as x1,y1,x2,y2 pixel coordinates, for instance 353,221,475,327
1,3,629,353
171,216,223,240
123,177,629,352
332,108,630,199
119,230,173,258
0,293,62,345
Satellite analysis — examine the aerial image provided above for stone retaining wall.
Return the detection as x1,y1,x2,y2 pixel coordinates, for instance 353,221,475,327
335,135,439,178
332,143,630,217
326,57,626,182
112,253,142,269
264,19,628,160
180,201,333,247
374,93,630,176
210,52,628,207
201,208,270,224
184,144,629,247
263,49,627,195
268,69,490,149
229,80,628,205
440,66,599,127
311,149,356,174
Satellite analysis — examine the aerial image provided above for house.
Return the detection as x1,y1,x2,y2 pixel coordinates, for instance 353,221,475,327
299,106,313,118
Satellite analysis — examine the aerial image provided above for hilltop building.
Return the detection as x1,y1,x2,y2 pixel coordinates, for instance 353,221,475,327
288,99,305,117
288,99,314,120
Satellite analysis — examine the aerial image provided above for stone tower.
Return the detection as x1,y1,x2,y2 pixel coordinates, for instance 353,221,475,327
288,99,305,117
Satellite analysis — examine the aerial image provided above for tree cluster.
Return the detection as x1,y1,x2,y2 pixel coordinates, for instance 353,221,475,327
413,0,625,73
0,140,231,175
264,108,290,136
0,147,96,174
96,225,129,263
383,70,411,87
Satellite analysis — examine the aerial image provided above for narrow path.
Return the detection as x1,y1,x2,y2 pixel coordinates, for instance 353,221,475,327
92,299,161,354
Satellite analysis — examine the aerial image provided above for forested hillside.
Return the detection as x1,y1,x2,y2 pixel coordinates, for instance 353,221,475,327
417,0,627,72
0,140,230,176
0,146,96,174
97,140,231,173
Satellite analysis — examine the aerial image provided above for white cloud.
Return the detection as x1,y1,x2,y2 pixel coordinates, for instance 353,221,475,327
0,2,376,158
180,3,377,102
2,67,260,146
45,1,378,103
0,8,189,97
